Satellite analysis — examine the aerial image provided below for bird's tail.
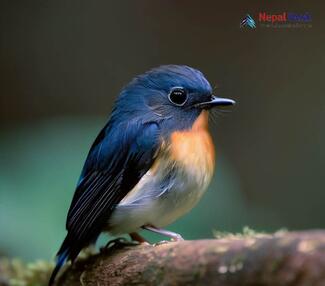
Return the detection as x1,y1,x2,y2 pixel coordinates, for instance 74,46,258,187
48,241,70,286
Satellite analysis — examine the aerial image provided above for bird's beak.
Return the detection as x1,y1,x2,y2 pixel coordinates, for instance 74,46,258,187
197,96,235,109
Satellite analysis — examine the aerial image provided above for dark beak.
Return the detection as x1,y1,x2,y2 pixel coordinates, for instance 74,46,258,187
197,95,235,109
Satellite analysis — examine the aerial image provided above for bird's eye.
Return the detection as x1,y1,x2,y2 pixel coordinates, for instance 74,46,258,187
168,88,188,106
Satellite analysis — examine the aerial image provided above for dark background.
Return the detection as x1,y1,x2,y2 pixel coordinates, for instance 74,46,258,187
1,1,324,261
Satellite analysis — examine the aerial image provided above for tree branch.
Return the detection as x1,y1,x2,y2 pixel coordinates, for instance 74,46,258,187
54,230,325,286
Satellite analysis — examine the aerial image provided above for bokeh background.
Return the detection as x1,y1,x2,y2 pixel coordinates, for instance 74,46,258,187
1,1,324,261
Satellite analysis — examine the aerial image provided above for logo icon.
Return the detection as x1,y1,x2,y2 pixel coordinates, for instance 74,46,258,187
240,14,256,28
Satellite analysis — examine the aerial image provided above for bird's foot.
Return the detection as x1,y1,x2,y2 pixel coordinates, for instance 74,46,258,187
153,240,170,246
102,237,139,252
170,233,184,242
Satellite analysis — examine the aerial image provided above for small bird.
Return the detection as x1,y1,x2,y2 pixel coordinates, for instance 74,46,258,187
49,65,235,285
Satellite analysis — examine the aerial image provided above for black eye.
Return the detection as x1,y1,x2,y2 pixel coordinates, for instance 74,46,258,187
168,88,188,106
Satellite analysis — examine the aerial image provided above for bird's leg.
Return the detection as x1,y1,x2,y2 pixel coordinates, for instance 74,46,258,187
129,232,149,243
142,225,184,241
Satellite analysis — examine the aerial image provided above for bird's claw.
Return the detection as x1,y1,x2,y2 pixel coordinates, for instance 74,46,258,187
171,234,184,241
154,235,184,246
102,237,139,251
153,240,170,246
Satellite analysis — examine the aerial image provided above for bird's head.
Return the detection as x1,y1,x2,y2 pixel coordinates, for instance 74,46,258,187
112,65,235,132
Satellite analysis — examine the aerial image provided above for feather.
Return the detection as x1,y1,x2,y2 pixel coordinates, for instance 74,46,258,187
50,121,160,284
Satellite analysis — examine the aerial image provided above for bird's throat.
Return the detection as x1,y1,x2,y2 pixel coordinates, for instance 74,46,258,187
192,110,210,131
168,110,215,178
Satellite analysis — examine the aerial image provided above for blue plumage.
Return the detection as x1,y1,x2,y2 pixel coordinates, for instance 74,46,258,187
49,65,234,285
48,250,68,285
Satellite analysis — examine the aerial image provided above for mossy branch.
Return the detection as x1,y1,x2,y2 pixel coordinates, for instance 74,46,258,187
1,230,325,286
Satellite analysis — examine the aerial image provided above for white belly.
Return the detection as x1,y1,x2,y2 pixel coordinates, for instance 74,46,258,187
108,155,213,235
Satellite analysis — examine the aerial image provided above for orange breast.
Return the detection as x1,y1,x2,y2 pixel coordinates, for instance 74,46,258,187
169,111,215,177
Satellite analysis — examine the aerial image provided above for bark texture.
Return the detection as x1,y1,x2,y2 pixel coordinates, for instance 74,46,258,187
55,230,325,286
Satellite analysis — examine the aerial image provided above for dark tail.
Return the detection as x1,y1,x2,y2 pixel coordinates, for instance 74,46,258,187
48,239,70,286
49,231,98,285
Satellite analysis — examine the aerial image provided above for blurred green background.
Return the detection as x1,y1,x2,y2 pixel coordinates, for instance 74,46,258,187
1,1,324,261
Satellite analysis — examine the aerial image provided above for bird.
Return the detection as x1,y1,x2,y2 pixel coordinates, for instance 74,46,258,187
49,65,235,285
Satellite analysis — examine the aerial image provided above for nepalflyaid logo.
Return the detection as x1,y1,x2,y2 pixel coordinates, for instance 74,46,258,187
240,14,256,28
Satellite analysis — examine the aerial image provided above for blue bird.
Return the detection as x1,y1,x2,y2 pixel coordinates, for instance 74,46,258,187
49,65,235,285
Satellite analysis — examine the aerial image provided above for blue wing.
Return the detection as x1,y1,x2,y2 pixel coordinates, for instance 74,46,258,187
51,119,160,281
